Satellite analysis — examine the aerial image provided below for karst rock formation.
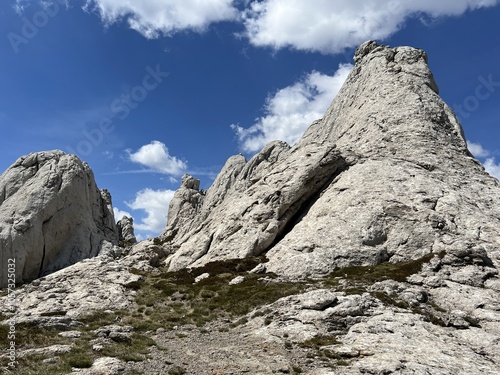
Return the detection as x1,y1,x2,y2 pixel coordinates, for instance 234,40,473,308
117,216,137,245
0,150,118,287
1,41,500,374
161,41,500,281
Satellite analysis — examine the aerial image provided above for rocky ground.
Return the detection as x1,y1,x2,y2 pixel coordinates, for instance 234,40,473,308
1,241,499,374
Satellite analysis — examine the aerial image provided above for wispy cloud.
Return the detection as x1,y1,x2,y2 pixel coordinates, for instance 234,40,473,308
484,158,500,180
467,141,500,180
231,64,352,153
467,141,490,158
113,207,132,221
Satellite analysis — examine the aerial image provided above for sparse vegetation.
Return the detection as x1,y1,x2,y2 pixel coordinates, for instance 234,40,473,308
323,252,442,288
0,312,156,374
299,336,340,350
0,253,447,373
122,256,306,331
65,348,94,369
168,366,187,375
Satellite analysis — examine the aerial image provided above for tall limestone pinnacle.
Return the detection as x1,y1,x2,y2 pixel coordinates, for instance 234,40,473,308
0,150,119,287
162,41,500,279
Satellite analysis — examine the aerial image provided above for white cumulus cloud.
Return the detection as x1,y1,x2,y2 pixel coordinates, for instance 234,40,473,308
113,207,132,221
484,158,500,181
84,0,238,38
232,64,352,153
467,141,490,158
127,140,187,175
242,0,500,53
126,188,175,234
466,141,500,181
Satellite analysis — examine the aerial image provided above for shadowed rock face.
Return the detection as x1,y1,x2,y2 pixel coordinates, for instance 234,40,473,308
117,216,137,244
0,150,118,287
162,41,500,279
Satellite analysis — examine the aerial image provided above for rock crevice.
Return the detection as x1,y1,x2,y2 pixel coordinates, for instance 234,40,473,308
161,41,500,281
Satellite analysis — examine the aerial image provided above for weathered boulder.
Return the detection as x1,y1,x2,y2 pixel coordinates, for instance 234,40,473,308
71,357,126,375
0,253,142,329
117,216,137,244
161,41,500,281
0,150,118,287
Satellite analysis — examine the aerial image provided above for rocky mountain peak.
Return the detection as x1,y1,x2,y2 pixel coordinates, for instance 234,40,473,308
300,41,460,165
0,150,119,287
161,41,500,281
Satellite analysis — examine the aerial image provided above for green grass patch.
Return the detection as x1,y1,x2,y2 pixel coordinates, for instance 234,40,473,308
0,322,65,350
101,333,155,362
324,252,437,287
168,366,187,375
2,354,73,375
124,257,305,330
299,336,340,350
0,311,156,374
64,343,94,368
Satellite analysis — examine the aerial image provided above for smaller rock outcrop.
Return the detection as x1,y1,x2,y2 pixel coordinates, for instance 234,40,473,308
0,150,119,287
161,174,205,241
117,216,137,244
162,141,349,271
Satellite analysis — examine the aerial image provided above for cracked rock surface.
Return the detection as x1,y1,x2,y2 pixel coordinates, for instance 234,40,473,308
0,150,119,287
161,41,500,280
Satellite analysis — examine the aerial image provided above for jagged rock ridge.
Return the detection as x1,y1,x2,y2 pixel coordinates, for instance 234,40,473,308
0,150,119,287
1,41,500,374
162,41,500,279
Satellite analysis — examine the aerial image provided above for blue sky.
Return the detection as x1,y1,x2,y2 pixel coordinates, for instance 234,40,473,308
1,0,499,240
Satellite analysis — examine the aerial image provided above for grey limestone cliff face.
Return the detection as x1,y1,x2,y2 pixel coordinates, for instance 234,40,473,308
162,41,500,279
0,150,119,287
